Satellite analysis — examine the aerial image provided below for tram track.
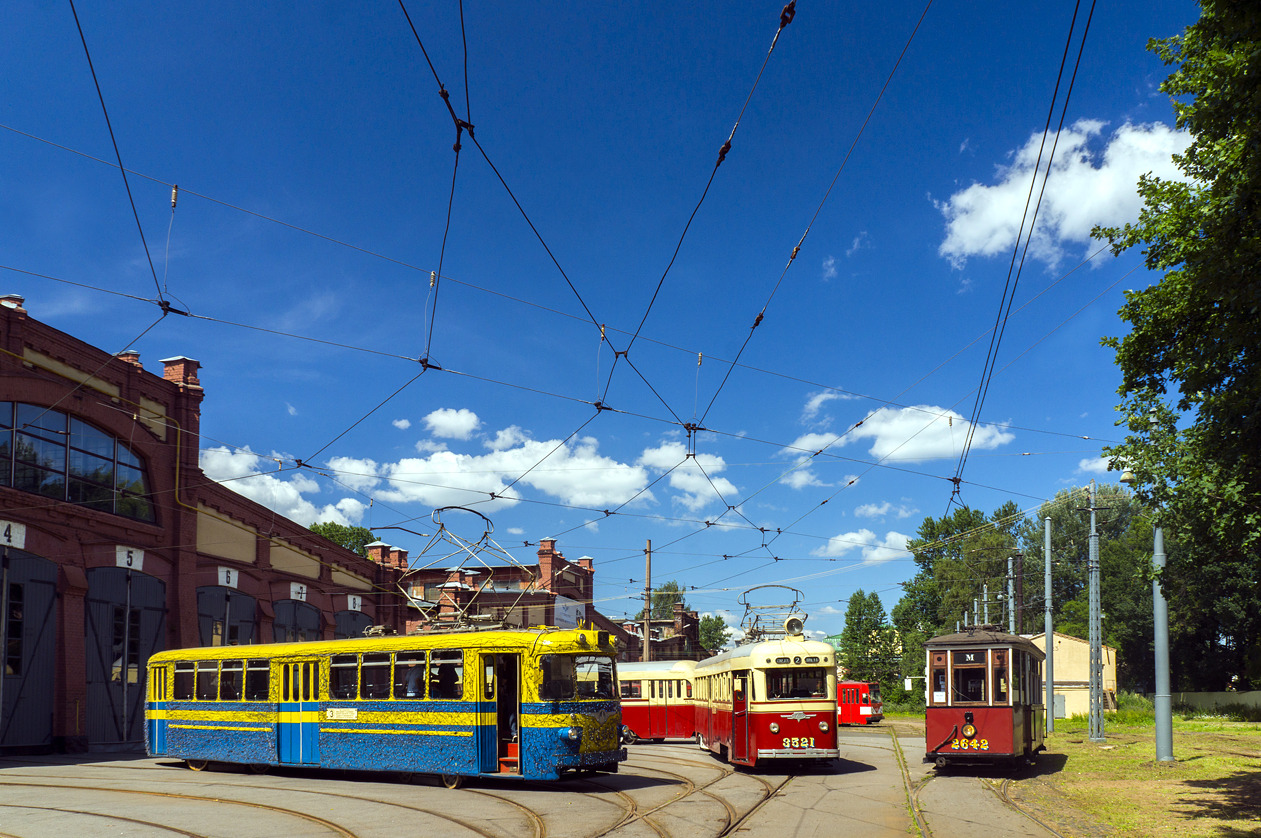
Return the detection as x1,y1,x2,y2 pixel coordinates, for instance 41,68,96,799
989,776,1068,838
0,773,523,838
0,802,210,837
0,779,359,837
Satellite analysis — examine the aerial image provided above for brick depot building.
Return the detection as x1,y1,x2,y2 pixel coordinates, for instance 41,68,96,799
0,296,408,752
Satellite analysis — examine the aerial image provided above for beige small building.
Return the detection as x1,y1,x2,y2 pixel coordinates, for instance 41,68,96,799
1029,631,1117,718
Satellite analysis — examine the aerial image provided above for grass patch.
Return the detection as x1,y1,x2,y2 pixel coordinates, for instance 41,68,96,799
1017,716,1261,837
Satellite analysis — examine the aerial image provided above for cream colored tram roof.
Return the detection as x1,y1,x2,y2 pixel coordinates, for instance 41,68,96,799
693,635,836,672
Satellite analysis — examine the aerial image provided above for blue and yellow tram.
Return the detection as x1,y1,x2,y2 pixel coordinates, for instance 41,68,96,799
145,627,626,784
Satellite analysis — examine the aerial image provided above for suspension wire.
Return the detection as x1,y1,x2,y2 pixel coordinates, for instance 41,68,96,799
697,0,934,426
303,369,427,462
67,0,166,307
950,0,1096,508
621,2,797,363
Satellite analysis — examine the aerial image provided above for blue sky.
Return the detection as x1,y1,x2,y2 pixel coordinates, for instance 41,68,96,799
2,1,1198,638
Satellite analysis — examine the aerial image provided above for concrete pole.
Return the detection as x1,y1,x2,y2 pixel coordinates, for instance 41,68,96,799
1044,517,1054,733
1088,480,1105,742
983,584,989,625
1153,527,1174,760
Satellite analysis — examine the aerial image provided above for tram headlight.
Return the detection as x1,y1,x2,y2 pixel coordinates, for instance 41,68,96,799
819,721,829,733
562,726,582,742
769,722,780,734
961,723,977,739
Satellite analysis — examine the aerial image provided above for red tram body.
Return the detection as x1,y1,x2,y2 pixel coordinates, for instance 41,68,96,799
923,626,1045,768
837,680,883,725
617,659,697,743
693,630,839,767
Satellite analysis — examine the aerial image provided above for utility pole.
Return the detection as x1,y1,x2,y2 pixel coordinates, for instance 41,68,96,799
1044,517,1054,733
1153,527,1173,760
1007,556,1016,634
983,583,989,625
1016,551,1025,633
1088,480,1105,742
642,539,652,662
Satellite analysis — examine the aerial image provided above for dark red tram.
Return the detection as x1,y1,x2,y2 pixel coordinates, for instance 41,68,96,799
923,626,1045,769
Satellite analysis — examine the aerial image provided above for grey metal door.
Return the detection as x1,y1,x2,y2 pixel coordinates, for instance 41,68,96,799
1,549,57,749
85,567,166,746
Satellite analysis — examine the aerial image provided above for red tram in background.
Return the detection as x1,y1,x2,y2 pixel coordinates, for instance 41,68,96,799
693,617,839,767
923,626,1045,769
617,659,697,743
837,680,883,725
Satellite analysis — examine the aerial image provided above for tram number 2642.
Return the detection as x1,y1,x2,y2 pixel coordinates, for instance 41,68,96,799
951,738,990,751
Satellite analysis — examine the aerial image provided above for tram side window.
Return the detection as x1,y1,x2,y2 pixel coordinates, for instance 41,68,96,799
685,680,692,699
430,649,463,699
575,655,615,699
620,679,642,699
667,680,675,699
395,651,426,698
220,660,244,701
331,654,359,700
245,660,270,700
174,662,195,700
361,653,391,699
196,661,218,700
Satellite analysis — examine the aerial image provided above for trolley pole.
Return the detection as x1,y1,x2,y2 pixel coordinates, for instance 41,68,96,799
642,540,652,663
1044,517,1054,734
1088,480,1105,742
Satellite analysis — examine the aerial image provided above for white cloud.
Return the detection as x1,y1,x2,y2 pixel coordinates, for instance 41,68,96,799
424,407,481,440
801,391,847,424
846,232,870,258
486,426,529,451
821,405,1013,463
822,255,837,280
781,468,827,490
378,435,650,511
1076,456,1112,475
638,441,739,513
855,500,919,520
285,403,298,417
325,456,381,492
811,529,910,566
200,446,364,526
414,439,449,454
938,120,1191,269
392,418,412,430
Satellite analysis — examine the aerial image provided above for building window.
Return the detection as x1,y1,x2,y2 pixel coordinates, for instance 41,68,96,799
0,402,156,523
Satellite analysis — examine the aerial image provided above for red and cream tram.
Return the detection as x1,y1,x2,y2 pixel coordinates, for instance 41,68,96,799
617,659,697,743
693,618,838,767
923,626,1045,768
837,680,883,725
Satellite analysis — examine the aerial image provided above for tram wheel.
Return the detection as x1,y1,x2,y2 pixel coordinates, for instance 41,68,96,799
622,730,638,745
934,756,947,770
185,759,210,772
439,773,465,789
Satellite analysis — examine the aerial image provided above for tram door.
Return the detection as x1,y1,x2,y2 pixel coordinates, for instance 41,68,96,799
732,671,750,762
278,659,320,765
479,654,520,774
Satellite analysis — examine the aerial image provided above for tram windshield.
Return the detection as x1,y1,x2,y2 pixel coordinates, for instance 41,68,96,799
766,667,828,700
540,654,615,700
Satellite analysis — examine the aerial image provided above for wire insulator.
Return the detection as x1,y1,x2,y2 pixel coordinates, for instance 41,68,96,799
170,184,178,208
780,2,796,28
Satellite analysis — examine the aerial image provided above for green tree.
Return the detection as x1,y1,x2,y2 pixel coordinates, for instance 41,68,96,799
1093,1,1261,689
839,590,891,682
308,522,377,557
636,580,689,620
699,614,732,652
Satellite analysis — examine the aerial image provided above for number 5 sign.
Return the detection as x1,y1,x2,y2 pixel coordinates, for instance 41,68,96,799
116,545,144,571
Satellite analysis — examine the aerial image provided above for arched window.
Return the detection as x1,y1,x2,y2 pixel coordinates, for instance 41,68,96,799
0,402,156,523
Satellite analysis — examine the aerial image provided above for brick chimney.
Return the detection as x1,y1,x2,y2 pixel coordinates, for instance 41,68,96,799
365,542,391,564
0,294,27,313
117,350,143,369
389,547,408,570
161,356,202,390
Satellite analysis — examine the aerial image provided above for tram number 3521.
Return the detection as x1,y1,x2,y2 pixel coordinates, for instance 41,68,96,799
784,737,817,748
950,737,990,751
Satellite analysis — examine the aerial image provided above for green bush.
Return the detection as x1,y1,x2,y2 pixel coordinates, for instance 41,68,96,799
1175,702,1261,723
